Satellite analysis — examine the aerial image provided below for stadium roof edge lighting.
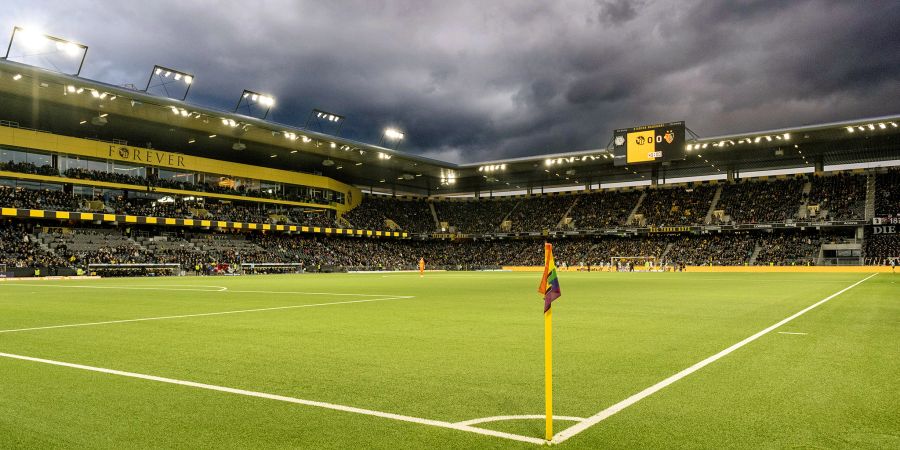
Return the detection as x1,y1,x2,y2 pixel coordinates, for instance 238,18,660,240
2,57,897,174
0,57,899,196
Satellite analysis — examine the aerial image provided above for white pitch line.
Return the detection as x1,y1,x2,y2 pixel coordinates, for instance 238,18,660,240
0,296,413,334
777,331,808,335
552,273,878,445
455,414,584,427
0,283,412,298
224,289,414,298
0,352,546,445
1,284,230,292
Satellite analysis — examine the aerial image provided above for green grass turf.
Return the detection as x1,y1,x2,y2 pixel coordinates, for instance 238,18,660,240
0,272,896,448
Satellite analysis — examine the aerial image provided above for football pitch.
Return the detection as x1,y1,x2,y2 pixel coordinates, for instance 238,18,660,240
0,272,896,449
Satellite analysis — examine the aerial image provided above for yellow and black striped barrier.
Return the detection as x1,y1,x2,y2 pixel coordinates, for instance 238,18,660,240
0,207,407,238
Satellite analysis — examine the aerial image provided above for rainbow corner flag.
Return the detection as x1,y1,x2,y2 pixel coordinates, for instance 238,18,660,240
538,242,561,312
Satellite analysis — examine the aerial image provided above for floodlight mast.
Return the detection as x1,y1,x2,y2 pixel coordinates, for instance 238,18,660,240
305,108,346,135
144,64,194,100
235,89,275,120
380,127,405,149
3,26,88,76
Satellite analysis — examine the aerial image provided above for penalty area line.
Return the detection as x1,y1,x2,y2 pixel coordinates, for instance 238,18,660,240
552,273,878,445
0,352,545,445
0,296,413,334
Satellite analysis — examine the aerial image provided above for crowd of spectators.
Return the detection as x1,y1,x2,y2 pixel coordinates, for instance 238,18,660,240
0,186,334,228
875,168,899,218
63,167,332,205
567,190,641,229
636,185,717,226
0,186,80,211
0,161,58,176
807,173,866,220
754,232,821,266
3,221,890,272
668,233,756,266
433,198,517,233
0,221,66,268
506,195,576,232
343,196,435,232
864,232,899,265
716,178,805,224
65,168,150,187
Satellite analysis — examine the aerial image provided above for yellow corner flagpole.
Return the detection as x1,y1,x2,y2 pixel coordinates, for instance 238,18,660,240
544,307,553,441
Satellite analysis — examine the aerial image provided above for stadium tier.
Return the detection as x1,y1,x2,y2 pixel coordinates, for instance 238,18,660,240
0,57,899,278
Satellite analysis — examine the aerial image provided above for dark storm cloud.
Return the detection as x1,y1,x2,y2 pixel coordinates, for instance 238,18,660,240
3,0,899,163
596,0,642,25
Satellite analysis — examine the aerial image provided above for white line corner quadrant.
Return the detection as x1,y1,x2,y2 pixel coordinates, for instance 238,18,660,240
551,273,877,444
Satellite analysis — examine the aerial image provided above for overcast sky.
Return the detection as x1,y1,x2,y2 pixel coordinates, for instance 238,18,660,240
4,1,899,163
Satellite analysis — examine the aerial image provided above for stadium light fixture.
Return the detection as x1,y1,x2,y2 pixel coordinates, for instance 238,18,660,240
305,108,346,135
144,65,194,100
383,128,405,140
3,26,88,76
380,128,405,149
235,89,275,119
846,126,854,133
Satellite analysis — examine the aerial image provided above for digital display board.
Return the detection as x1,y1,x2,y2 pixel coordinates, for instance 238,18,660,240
612,121,685,166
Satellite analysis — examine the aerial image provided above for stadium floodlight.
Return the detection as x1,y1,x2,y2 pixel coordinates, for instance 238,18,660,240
144,65,194,100
235,89,275,119
305,108,346,135
3,26,88,76
379,127,405,150
384,128,404,140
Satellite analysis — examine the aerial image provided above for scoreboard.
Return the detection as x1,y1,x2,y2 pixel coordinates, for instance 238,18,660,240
613,121,686,166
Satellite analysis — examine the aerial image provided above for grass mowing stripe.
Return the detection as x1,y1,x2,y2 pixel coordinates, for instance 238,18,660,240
552,273,878,445
0,296,413,334
0,351,546,446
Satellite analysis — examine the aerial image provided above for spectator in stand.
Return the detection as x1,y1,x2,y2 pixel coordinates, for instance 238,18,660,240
807,173,866,220
0,186,80,211
865,232,899,265
668,234,756,265
716,178,804,224
0,221,68,268
0,160,59,176
343,196,434,232
568,190,641,229
433,198,517,233
875,168,899,218
754,232,820,266
637,185,717,227
506,195,576,232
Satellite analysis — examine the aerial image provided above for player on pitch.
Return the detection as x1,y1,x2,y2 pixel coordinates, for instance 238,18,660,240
419,257,425,277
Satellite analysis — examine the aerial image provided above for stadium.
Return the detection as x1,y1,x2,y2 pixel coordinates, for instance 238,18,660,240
0,8,898,450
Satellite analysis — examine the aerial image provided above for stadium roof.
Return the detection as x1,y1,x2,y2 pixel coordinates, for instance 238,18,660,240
1,59,899,196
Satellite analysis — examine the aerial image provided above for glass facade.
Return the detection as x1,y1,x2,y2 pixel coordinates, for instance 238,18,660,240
0,145,346,206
